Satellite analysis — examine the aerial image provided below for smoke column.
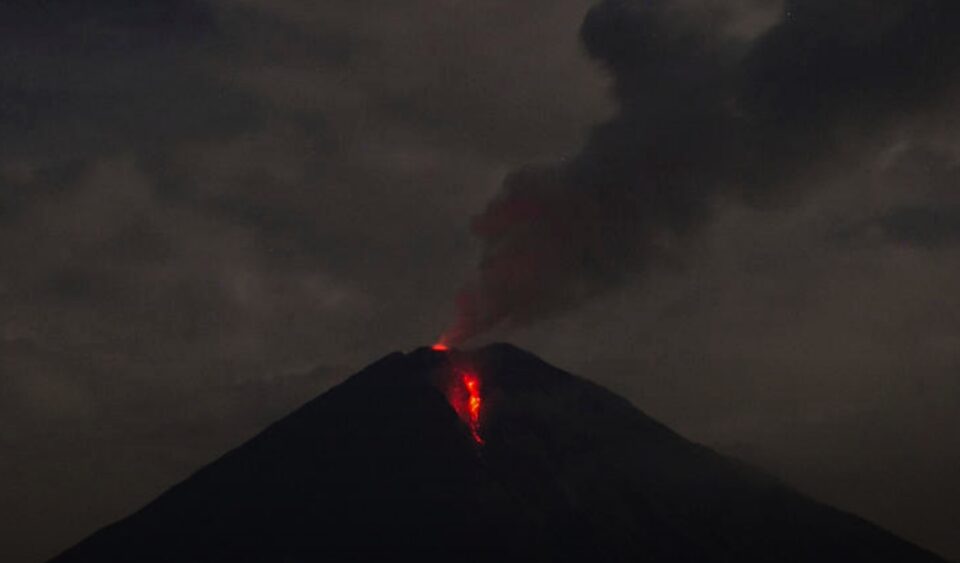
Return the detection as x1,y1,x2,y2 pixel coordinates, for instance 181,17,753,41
441,0,960,345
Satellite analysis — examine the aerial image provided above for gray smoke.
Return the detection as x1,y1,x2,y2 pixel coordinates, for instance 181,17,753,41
442,0,960,345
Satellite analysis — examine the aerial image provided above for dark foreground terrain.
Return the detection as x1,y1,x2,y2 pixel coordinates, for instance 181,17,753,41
52,344,946,562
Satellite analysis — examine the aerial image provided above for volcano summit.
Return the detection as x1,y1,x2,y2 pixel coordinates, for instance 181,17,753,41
51,344,945,562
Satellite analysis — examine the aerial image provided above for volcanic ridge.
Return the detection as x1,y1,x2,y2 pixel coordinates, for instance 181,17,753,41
51,344,947,562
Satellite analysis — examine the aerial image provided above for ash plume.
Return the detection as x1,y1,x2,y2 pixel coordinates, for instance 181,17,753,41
442,0,960,345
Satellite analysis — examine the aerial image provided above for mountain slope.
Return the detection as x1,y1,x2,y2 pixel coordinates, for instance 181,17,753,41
51,344,947,562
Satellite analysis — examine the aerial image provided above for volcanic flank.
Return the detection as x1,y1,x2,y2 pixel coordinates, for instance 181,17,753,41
51,344,945,562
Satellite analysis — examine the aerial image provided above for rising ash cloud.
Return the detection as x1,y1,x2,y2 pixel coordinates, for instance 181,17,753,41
444,0,960,345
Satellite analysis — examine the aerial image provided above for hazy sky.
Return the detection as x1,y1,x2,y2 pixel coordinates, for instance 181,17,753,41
2,1,959,561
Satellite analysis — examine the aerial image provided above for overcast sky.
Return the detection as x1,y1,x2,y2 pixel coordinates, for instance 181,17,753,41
2,1,959,561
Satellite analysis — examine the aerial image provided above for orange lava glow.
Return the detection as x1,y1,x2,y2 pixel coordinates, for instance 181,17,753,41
432,343,450,351
461,372,483,444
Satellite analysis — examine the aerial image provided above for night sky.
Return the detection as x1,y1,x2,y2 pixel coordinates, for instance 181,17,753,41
2,1,959,561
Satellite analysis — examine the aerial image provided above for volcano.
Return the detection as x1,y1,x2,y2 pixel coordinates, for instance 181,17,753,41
51,344,945,562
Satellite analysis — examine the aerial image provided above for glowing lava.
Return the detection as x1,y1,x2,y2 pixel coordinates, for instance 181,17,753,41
434,347,484,444
459,372,484,444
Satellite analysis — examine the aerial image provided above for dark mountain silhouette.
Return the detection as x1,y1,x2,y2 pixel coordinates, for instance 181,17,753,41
51,344,946,562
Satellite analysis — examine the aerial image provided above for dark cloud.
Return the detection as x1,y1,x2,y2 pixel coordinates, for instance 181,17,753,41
0,0,262,159
744,1,960,119
879,205,960,247
0,0,215,49
443,0,960,345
